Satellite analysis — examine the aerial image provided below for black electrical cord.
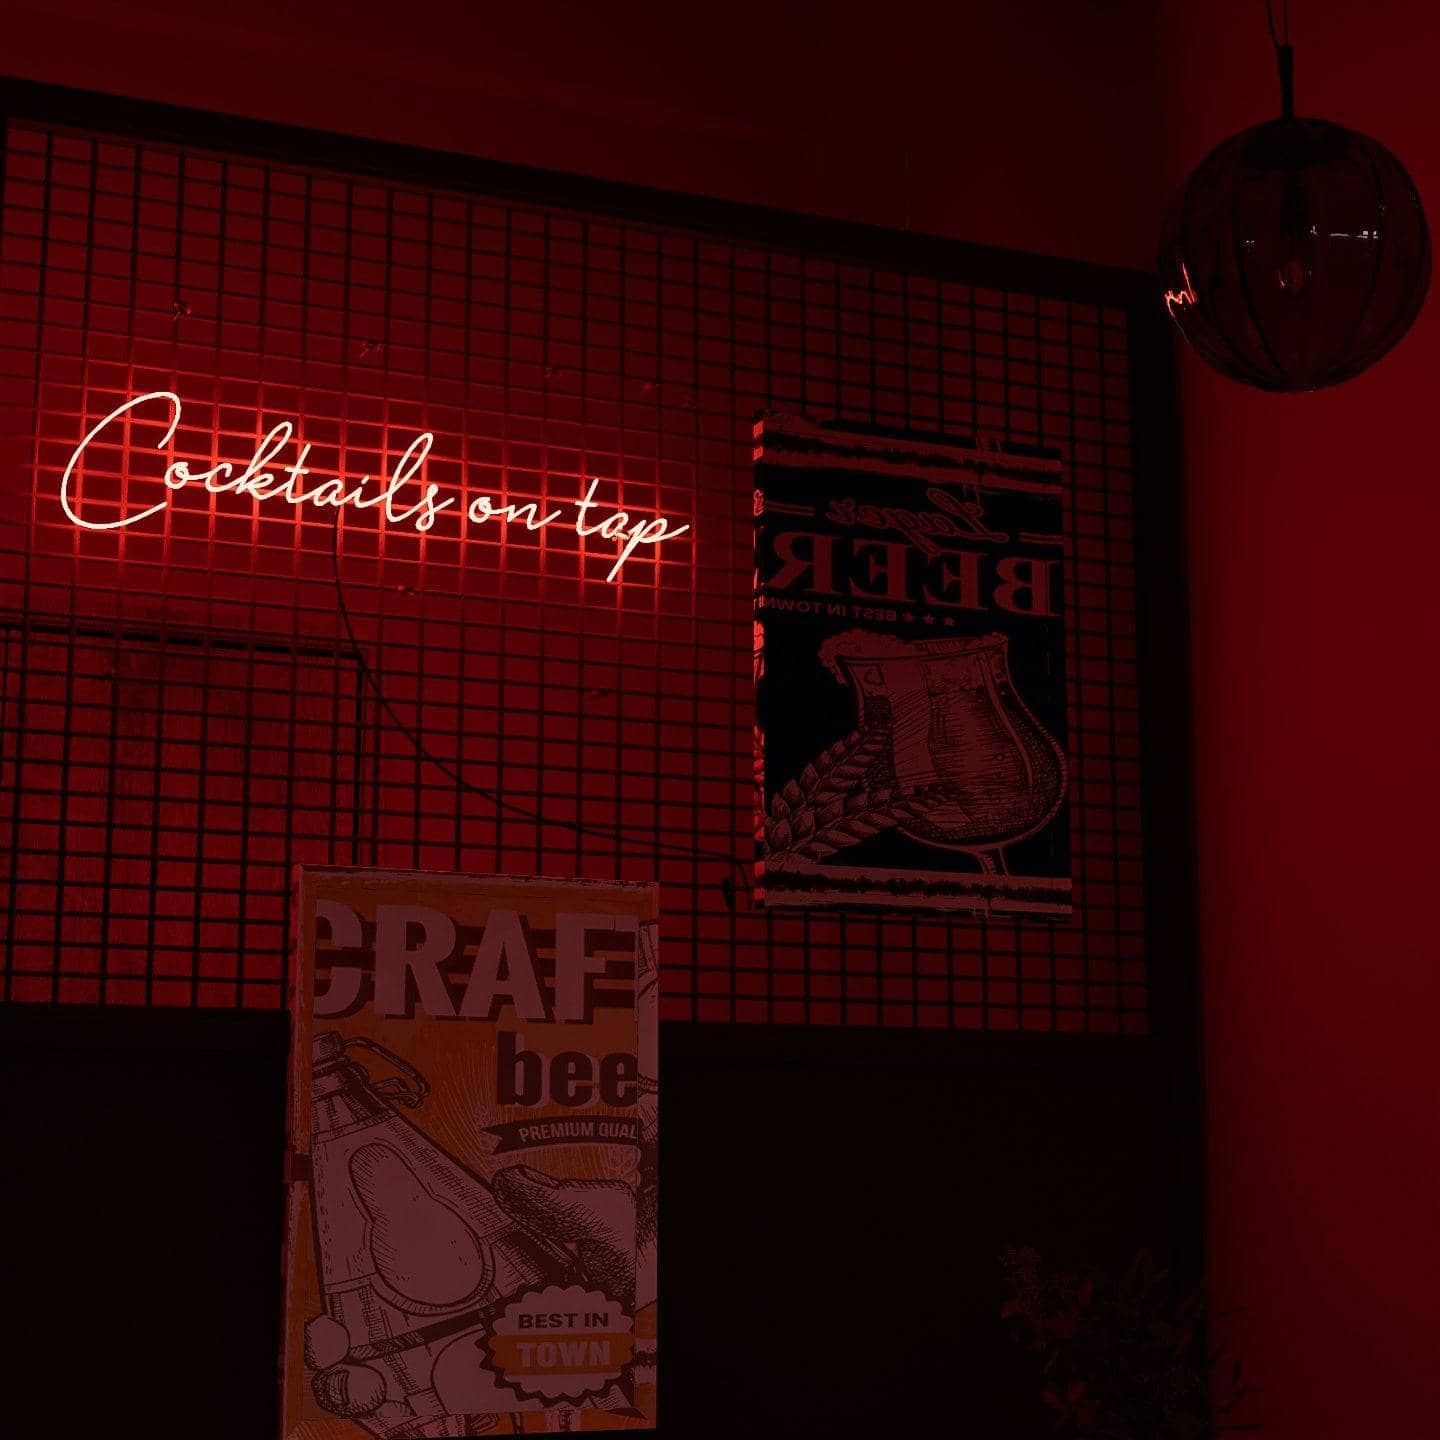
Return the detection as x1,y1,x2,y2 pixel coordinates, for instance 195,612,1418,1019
1265,0,1289,49
328,516,755,904
1266,0,1295,118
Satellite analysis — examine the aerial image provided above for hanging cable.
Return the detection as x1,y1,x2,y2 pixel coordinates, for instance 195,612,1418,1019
1266,0,1295,118
328,516,754,904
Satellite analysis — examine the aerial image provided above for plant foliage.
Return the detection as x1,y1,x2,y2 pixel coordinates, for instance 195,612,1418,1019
999,1247,1249,1440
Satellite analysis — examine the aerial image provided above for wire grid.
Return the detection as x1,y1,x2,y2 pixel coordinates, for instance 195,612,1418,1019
0,120,1146,1030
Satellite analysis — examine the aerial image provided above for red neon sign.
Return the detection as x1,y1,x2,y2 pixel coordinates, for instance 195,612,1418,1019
60,392,691,582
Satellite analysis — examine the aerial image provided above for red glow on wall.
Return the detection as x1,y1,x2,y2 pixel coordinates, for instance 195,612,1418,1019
1,120,1149,1032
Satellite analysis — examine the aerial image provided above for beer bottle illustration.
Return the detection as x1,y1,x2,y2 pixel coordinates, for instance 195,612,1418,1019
303,1031,580,1437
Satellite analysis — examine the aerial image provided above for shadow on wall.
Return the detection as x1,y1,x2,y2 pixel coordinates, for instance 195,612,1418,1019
5,1009,1185,1437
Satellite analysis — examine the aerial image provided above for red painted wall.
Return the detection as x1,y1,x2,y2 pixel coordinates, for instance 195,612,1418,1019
7,1,1438,1431
1160,2,1440,1433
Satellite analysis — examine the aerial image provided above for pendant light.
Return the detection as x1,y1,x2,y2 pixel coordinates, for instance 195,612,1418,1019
1158,2,1430,391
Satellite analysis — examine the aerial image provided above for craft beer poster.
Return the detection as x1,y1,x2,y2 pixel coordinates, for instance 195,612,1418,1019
754,413,1072,916
282,868,659,1437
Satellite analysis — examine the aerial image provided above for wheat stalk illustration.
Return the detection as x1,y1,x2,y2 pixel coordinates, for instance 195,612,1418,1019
766,728,935,860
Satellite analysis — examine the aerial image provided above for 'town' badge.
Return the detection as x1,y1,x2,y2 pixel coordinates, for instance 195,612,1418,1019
487,1284,635,1400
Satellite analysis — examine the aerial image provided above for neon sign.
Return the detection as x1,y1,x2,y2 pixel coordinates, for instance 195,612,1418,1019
59,392,691,582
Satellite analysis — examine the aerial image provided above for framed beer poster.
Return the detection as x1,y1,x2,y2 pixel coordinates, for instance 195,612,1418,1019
754,414,1072,916
282,868,659,1437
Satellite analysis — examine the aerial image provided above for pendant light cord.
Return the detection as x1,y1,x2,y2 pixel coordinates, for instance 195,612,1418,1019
1266,0,1295,118
1265,0,1289,49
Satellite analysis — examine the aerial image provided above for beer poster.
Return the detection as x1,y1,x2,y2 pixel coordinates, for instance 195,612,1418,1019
282,868,659,1437
753,413,1072,916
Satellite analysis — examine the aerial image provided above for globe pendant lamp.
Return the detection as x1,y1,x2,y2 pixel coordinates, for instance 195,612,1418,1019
1158,3,1430,391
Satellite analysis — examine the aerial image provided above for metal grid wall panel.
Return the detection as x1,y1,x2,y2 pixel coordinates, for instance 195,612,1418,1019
0,122,1147,1029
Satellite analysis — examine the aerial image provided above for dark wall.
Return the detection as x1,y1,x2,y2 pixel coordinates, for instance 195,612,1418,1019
4,0,1165,271
5,1007,288,1435
6,1008,1185,1436
663,1024,1185,1435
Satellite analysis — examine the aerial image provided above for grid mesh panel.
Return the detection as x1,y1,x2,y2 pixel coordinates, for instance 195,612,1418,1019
0,121,1146,1030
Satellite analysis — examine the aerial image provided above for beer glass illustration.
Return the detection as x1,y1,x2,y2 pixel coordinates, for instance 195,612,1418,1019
304,1031,581,1437
769,630,1065,873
